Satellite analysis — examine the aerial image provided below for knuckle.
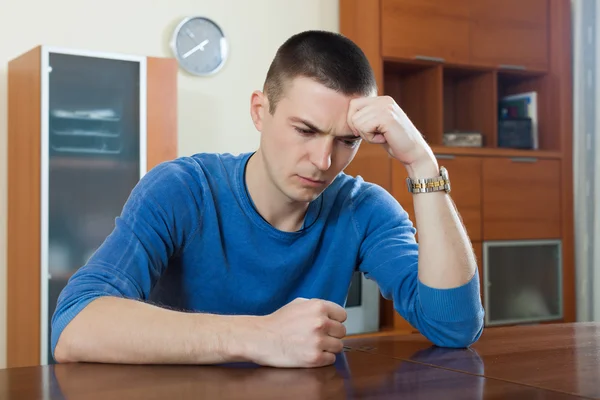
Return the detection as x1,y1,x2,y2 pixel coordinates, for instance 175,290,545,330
313,317,326,331
314,300,327,314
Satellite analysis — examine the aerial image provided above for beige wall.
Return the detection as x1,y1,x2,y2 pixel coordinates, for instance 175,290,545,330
0,0,339,368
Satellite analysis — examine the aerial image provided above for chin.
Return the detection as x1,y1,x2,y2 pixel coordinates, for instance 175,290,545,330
289,187,327,203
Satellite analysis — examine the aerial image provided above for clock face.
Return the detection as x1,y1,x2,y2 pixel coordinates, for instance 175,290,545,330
171,17,228,76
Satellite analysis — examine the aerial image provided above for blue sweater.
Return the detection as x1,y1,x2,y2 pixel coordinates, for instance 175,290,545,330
51,152,484,357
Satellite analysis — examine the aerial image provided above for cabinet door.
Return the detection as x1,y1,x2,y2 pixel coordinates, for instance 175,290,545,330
392,155,482,242
482,157,560,240
470,0,548,71
344,143,391,192
381,0,471,64
46,52,145,365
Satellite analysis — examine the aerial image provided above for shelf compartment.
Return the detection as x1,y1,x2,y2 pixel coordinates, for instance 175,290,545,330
443,66,496,148
497,70,556,151
383,61,443,145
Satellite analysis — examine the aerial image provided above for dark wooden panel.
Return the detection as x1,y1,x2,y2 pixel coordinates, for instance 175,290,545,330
7,46,42,368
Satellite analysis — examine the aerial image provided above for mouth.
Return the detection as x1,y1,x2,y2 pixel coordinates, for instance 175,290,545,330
297,175,327,187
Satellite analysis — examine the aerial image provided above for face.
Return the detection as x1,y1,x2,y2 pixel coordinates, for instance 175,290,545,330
250,76,364,203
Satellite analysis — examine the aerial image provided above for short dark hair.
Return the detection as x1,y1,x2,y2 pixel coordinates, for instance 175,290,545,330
263,30,377,114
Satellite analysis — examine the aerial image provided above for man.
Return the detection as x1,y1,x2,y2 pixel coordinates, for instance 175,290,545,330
52,30,484,368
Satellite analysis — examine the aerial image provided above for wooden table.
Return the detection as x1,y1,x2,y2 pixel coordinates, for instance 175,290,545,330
0,323,597,399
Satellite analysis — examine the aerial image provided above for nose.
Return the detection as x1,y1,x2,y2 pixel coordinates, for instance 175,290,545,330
310,136,333,171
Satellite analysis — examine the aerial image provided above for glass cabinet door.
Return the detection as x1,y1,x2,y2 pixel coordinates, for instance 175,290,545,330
44,50,146,364
484,240,563,326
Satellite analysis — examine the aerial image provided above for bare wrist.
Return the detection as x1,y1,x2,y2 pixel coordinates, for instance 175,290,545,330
404,151,439,179
219,315,263,363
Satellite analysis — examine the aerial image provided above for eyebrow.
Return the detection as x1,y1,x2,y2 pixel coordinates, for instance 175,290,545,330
289,117,359,140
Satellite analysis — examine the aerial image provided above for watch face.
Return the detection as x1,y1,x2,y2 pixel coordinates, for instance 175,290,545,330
171,16,228,76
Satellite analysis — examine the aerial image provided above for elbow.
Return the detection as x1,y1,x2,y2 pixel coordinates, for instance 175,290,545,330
53,330,77,363
53,338,70,364
427,317,484,348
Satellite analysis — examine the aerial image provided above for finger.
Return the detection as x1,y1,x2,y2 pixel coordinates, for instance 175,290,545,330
347,97,375,136
352,111,387,144
313,351,336,367
326,320,347,339
319,300,347,323
320,337,344,354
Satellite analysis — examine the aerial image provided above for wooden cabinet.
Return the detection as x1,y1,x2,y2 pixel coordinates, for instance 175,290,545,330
470,0,549,71
7,46,178,367
482,157,561,240
344,144,391,192
340,0,574,334
392,155,483,242
381,0,471,64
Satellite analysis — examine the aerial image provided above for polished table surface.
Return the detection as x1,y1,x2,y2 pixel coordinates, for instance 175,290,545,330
346,322,600,399
0,322,597,399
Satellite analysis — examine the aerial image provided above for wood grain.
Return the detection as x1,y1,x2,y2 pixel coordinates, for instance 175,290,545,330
384,63,443,145
0,344,584,399
470,0,548,70
550,0,575,324
147,57,178,169
381,0,471,64
482,158,561,240
344,143,391,193
443,68,497,147
345,323,600,399
7,46,42,368
339,0,382,92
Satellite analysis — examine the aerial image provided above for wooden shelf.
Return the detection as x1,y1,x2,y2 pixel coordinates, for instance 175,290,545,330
431,146,562,159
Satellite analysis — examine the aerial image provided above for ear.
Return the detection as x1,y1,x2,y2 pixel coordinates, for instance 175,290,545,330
250,90,268,132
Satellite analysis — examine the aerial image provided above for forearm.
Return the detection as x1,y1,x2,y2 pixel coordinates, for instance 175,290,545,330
405,154,477,289
54,296,258,364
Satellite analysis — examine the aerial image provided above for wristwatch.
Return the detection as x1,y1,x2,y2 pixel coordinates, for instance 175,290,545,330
406,166,451,194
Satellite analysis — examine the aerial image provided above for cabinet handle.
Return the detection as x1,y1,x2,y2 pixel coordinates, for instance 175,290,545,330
510,157,537,163
435,154,455,160
415,55,445,63
499,64,527,71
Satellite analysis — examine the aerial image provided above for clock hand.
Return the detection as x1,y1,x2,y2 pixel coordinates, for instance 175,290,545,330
183,39,210,59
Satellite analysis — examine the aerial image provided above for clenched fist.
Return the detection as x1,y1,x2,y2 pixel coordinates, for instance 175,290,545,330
347,95,435,169
247,298,347,368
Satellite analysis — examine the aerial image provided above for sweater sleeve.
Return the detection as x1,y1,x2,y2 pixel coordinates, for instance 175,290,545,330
353,184,484,348
50,159,203,358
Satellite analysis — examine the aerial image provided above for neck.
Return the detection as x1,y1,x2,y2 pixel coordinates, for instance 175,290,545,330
245,150,309,232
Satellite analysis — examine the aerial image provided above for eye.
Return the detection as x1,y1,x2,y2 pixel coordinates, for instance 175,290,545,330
294,126,315,135
339,138,361,148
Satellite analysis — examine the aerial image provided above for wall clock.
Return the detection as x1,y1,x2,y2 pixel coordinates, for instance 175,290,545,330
170,16,228,76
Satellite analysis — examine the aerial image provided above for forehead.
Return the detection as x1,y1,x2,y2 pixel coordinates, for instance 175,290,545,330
277,76,358,122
